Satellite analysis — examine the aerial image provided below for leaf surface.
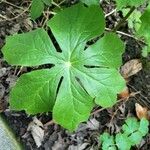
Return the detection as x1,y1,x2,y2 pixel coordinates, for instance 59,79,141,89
3,4,125,130
100,133,116,150
139,118,149,136
116,0,147,9
122,118,139,135
2,29,62,66
48,4,105,58
115,133,131,150
10,68,62,113
138,4,150,53
31,0,44,20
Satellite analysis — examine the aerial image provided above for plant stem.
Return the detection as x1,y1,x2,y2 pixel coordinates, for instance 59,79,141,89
113,6,136,32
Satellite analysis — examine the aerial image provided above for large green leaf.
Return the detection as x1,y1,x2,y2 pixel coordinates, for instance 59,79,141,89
115,0,147,9
138,4,150,54
2,4,125,130
31,0,44,20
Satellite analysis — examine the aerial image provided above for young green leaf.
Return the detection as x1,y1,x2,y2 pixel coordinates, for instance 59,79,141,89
100,118,149,150
100,133,116,150
115,133,131,150
2,4,125,130
115,0,147,9
122,117,139,136
139,118,149,136
128,131,143,145
31,0,44,20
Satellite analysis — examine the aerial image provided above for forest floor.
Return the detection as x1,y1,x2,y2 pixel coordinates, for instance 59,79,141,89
0,0,150,149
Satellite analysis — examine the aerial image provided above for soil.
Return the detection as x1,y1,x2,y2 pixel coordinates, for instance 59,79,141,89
0,0,150,150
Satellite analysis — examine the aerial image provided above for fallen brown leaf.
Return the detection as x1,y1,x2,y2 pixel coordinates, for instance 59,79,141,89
135,103,148,120
27,117,44,148
120,59,142,79
118,87,130,99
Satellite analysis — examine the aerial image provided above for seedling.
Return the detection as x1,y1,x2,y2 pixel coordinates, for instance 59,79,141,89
100,117,149,150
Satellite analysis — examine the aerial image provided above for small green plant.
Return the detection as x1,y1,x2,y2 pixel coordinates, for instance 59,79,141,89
31,0,52,20
2,4,125,130
100,117,149,150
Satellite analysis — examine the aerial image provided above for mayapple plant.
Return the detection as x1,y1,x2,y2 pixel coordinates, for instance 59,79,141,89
2,3,127,131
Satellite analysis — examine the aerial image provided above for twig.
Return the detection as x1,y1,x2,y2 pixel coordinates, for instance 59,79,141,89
2,0,24,10
44,120,55,128
105,9,116,17
0,4,31,22
113,6,136,32
105,28,145,44
16,66,24,76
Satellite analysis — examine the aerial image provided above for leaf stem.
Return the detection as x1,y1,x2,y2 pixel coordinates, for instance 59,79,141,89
113,6,136,32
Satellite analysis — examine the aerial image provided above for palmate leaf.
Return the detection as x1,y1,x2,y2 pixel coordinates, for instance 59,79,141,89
115,0,147,9
2,4,125,130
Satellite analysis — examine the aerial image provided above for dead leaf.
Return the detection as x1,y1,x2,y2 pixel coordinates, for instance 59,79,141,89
118,87,130,99
135,103,148,120
27,117,44,148
0,68,6,78
120,59,142,79
86,118,99,130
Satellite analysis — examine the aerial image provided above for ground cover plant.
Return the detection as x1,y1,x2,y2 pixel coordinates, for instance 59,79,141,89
100,118,149,150
1,0,150,149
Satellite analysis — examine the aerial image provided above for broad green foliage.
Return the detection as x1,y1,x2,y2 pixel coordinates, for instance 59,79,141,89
2,4,125,130
138,4,150,55
31,0,52,20
80,0,99,5
115,0,147,9
100,118,149,150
